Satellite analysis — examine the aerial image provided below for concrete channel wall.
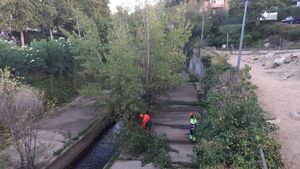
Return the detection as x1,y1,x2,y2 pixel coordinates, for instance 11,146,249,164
189,48,204,78
45,112,113,169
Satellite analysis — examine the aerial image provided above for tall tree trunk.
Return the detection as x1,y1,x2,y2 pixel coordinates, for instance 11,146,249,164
145,2,151,83
49,28,53,39
20,30,25,48
77,18,82,39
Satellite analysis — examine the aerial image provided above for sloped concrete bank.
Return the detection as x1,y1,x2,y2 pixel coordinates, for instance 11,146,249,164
45,111,115,169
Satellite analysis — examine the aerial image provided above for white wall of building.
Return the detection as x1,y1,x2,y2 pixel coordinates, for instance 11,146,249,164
210,0,225,5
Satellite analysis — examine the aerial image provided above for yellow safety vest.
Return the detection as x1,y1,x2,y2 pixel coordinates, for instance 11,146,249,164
190,118,197,125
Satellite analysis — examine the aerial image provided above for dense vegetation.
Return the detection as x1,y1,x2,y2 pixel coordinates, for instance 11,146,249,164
61,2,191,167
0,0,286,168
187,0,300,49
0,39,77,104
193,57,283,168
0,0,188,167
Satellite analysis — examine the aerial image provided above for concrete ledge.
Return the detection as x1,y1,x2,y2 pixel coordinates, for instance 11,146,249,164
111,160,157,169
45,111,114,169
169,144,193,163
153,126,189,143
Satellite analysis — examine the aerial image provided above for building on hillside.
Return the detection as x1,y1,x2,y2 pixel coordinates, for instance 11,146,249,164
187,0,230,12
292,0,300,7
203,0,230,11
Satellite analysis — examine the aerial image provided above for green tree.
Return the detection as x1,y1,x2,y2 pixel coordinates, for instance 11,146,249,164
133,2,191,100
0,0,43,47
229,0,288,26
39,0,58,39
62,2,191,167
70,0,110,19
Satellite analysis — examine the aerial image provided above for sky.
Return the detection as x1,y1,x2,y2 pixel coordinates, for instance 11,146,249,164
109,0,158,13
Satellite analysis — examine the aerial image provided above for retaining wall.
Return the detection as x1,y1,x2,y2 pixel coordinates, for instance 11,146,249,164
45,112,114,169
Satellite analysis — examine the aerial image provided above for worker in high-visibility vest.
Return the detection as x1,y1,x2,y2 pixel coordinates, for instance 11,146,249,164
139,111,152,131
189,112,198,142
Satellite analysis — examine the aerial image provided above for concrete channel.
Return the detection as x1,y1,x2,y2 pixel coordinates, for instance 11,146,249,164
66,122,122,169
45,112,122,169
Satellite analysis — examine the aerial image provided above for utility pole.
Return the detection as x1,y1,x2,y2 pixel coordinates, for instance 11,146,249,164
236,0,249,70
226,33,229,51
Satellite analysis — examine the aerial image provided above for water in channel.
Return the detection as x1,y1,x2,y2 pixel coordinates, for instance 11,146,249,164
66,121,122,169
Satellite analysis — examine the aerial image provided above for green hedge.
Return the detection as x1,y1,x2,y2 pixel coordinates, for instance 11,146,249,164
119,121,173,169
257,23,300,42
194,59,283,168
31,75,77,104
0,39,78,104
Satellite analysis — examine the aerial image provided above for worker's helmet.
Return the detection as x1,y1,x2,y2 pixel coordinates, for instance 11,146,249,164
189,112,194,118
139,114,144,119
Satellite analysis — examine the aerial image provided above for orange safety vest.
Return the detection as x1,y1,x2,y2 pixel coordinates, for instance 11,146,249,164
141,114,151,128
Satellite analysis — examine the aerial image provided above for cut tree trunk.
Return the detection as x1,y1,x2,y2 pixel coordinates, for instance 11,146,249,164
20,30,25,48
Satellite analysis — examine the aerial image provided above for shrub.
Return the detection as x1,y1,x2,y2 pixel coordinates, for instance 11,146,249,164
243,34,253,44
0,39,78,104
277,7,300,20
0,69,51,169
29,39,75,76
282,29,300,41
119,121,173,169
250,31,263,41
193,64,283,169
30,75,77,104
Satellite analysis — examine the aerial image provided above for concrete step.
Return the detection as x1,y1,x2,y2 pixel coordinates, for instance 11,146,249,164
160,106,201,112
110,160,157,169
169,143,194,163
153,111,193,126
160,83,198,102
153,125,190,143
153,123,188,130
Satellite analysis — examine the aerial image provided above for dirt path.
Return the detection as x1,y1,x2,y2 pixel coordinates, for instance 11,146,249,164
228,51,300,169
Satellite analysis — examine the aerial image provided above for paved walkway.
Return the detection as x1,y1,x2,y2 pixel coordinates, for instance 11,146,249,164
111,73,199,168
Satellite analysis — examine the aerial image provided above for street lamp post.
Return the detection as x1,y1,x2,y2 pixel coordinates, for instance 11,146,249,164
236,0,249,70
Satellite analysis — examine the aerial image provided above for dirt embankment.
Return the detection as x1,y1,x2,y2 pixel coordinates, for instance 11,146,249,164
228,50,300,169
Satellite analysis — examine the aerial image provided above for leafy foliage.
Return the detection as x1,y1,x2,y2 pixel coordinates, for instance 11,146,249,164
277,7,300,20
62,2,191,167
193,61,283,169
119,121,173,169
0,39,77,104
229,0,288,25
0,0,42,31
